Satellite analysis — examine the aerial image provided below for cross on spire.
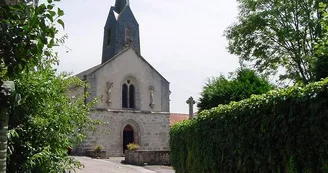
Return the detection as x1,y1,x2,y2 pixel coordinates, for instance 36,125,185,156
115,0,129,14
186,96,196,119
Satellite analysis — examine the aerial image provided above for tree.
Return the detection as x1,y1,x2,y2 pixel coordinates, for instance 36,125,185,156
0,1,97,172
0,1,56,172
0,0,64,83
7,58,95,173
314,3,328,80
198,68,273,111
225,0,328,84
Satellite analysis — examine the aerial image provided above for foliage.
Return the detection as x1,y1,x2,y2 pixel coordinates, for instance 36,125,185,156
7,57,96,173
94,145,103,152
225,0,328,84
315,3,328,81
0,0,65,85
0,1,98,172
170,78,328,173
127,143,140,151
197,68,273,111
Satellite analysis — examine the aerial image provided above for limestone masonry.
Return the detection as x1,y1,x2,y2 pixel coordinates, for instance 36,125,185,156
70,0,171,157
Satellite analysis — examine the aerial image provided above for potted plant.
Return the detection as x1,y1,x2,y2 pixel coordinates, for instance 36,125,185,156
90,144,106,159
124,143,140,164
127,143,140,151
94,145,103,153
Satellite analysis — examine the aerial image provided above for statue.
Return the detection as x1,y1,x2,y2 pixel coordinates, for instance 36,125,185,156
149,86,155,108
106,82,113,105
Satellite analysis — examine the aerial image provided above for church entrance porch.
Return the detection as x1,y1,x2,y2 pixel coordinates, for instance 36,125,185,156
120,119,142,155
123,125,134,153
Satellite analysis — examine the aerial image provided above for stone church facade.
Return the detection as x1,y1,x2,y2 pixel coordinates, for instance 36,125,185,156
70,0,171,156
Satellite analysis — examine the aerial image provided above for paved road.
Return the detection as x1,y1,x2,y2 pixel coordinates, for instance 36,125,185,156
73,157,174,173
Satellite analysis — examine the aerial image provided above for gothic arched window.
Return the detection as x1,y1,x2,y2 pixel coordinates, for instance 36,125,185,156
122,79,136,109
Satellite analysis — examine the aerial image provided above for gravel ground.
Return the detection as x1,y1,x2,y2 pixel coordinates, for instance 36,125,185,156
73,156,175,173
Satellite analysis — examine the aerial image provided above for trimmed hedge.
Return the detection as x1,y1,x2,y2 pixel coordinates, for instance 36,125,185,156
170,78,328,173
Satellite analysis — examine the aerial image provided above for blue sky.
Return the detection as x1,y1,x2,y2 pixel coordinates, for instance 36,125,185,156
56,0,240,114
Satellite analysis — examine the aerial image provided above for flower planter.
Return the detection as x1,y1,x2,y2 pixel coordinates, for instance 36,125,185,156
85,150,106,159
124,150,170,166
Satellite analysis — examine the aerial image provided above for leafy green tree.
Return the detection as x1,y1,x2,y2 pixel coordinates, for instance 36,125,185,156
314,3,328,80
225,0,328,84
7,58,95,173
198,68,273,111
0,1,97,172
0,0,64,83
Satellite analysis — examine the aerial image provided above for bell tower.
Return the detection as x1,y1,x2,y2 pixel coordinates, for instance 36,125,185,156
115,0,129,13
101,0,140,64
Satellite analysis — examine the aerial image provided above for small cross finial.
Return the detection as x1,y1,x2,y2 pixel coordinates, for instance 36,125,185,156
186,96,196,119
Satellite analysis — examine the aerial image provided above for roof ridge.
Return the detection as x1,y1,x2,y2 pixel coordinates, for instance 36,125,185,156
83,47,169,84
84,47,130,76
170,113,189,115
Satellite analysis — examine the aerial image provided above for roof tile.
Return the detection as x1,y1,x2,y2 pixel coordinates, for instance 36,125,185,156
170,113,189,126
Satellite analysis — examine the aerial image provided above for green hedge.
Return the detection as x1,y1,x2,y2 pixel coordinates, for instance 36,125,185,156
170,78,328,173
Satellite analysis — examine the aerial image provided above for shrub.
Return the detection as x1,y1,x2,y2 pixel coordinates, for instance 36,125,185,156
94,145,103,152
170,78,328,173
127,143,140,151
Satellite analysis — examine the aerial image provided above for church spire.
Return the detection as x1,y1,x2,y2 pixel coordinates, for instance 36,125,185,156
115,0,129,14
101,0,140,64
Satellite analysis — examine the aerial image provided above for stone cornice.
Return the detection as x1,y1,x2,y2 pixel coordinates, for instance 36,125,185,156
91,108,169,115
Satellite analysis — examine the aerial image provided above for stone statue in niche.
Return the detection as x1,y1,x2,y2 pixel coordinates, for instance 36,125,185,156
149,86,155,109
106,82,113,105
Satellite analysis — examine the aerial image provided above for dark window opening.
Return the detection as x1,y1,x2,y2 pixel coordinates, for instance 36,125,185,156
122,82,136,109
122,84,128,108
107,29,112,46
125,27,131,44
129,84,135,109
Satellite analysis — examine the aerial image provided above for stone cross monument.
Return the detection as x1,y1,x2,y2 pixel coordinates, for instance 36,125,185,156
186,96,196,120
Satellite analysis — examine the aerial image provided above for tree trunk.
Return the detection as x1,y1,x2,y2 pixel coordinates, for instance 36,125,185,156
0,81,14,173
0,109,8,173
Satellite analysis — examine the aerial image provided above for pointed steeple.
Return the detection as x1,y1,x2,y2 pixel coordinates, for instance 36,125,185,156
101,0,140,64
115,0,129,14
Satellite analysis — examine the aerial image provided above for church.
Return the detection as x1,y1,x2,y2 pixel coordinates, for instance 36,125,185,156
69,0,171,156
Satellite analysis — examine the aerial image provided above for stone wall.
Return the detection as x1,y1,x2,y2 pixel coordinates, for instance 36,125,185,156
89,49,170,112
160,78,170,112
85,150,107,159
124,150,170,166
73,109,170,157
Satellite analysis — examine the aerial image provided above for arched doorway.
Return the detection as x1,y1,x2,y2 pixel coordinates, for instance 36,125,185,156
123,125,134,153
